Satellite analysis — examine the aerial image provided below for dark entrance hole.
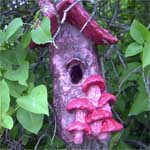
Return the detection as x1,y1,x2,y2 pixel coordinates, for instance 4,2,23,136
66,59,85,84
70,65,83,84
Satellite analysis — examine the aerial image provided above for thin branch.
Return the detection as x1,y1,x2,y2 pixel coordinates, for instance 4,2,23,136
0,10,16,15
110,59,119,80
112,106,124,125
142,70,150,100
100,16,130,30
100,56,106,80
125,140,149,149
34,134,47,150
104,45,115,59
50,1,61,48
109,0,119,26
34,104,55,150
147,23,150,30
52,0,81,48
116,49,127,69
50,115,57,144
80,0,98,32
117,66,141,96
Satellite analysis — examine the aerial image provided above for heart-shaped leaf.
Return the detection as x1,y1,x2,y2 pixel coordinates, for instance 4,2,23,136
5,18,23,41
17,108,44,134
142,33,150,68
130,20,149,44
125,42,143,57
0,50,17,70
128,78,150,116
4,61,29,86
16,32,31,64
16,85,49,115
0,112,13,129
31,17,52,44
0,80,10,112
6,81,26,98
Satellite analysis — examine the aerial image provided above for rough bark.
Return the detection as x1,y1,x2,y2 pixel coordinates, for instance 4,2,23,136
50,23,108,149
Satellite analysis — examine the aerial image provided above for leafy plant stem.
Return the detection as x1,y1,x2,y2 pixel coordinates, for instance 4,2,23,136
117,66,141,96
8,106,19,116
142,69,150,109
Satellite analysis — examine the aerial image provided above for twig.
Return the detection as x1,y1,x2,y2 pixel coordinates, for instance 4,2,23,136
34,134,47,150
34,104,55,150
32,48,49,72
62,0,81,24
142,69,150,100
99,16,130,30
116,49,127,69
0,10,16,15
47,104,57,144
110,59,119,80
104,45,115,59
112,106,124,125
80,0,98,32
117,66,141,96
52,0,81,48
50,115,57,144
100,56,106,80
50,1,61,48
109,0,119,26
147,23,150,30
2,129,24,150
125,140,149,149
146,71,150,94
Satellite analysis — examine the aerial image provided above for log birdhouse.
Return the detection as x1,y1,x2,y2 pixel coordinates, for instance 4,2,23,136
33,0,123,148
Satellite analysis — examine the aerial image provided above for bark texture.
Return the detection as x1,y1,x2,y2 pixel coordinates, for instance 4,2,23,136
50,23,108,149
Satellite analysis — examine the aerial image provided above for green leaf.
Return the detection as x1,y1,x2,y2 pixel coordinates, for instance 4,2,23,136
136,112,149,125
4,61,29,86
17,108,43,134
8,28,24,44
0,113,13,129
16,33,31,64
0,70,2,76
5,18,23,41
129,78,150,116
31,17,52,44
142,33,150,68
6,81,26,98
0,50,17,69
21,32,31,49
0,80,10,112
125,42,143,57
0,30,5,45
34,10,41,21
109,132,122,150
130,20,149,44
117,141,132,150
119,62,141,87
16,85,49,115
50,137,65,148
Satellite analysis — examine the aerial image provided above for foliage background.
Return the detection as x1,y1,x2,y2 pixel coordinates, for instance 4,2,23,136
0,0,150,149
